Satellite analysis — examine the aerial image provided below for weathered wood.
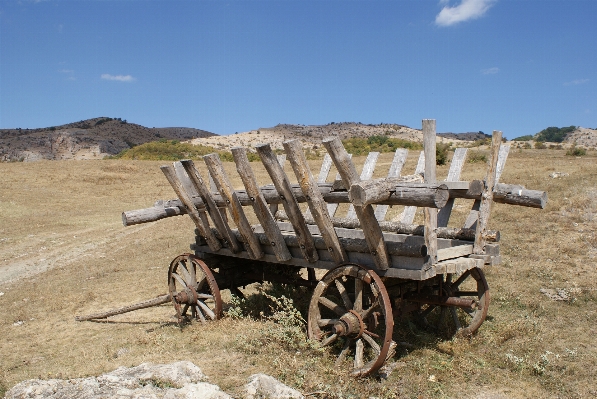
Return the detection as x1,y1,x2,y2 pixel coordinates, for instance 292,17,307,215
438,147,468,227
400,151,426,224
203,153,264,259
422,119,438,264
345,152,379,219
375,148,409,220
160,165,222,252
274,210,500,242
349,178,448,208
283,139,348,263
256,143,318,263
231,147,292,262
122,178,542,226
323,137,391,270
304,154,334,219
180,160,242,253
474,131,502,254
328,153,352,217
269,154,287,216
437,244,473,261
495,144,510,183
75,294,171,321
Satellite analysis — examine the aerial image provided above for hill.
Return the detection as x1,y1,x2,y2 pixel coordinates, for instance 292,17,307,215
190,122,469,152
0,117,216,162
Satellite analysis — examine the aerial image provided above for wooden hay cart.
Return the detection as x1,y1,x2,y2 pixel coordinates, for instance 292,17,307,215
80,119,547,377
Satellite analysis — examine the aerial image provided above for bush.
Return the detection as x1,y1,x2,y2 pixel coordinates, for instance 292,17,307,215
535,126,576,142
513,135,533,141
566,146,586,156
436,143,451,166
467,151,487,163
342,136,422,156
534,142,546,149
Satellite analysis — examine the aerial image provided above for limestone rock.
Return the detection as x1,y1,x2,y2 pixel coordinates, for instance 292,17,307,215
4,361,232,399
244,374,304,399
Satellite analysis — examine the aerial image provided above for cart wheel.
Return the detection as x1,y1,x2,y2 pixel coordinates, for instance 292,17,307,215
307,263,395,377
415,267,489,337
168,253,222,323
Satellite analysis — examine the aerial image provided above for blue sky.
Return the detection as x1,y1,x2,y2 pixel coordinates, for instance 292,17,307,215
1,0,595,139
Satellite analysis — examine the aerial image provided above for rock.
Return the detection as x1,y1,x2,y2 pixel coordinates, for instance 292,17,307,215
549,172,569,178
4,361,232,399
244,374,304,399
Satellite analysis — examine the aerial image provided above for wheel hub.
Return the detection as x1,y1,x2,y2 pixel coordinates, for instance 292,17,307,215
334,310,365,338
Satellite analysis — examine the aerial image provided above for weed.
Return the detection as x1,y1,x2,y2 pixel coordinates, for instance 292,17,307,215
566,146,586,156
467,150,487,163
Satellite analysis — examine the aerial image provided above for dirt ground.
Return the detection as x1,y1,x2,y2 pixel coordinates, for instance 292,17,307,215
1,149,596,398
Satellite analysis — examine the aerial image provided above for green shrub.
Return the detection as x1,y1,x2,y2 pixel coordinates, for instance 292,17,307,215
536,126,576,142
436,143,451,166
467,151,487,163
534,142,546,149
566,146,586,156
342,136,422,156
513,135,533,141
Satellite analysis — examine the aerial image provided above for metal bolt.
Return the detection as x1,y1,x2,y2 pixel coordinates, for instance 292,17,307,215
328,247,333,252
371,250,377,256
226,199,231,204
300,245,305,249
250,197,255,201
271,242,276,246
280,195,285,200
306,195,311,201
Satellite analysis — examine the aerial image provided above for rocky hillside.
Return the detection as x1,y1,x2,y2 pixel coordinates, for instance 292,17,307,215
191,122,466,152
564,127,597,147
0,117,216,162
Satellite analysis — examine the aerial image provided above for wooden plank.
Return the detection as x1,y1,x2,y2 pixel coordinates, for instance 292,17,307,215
180,160,242,253
350,180,448,208
323,137,391,270
437,147,468,227
203,153,264,260
327,153,352,217
422,119,438,264
160,164,222,252
375,148,408,220
283,139,348,263
269,154,288,216
255,143,318,263
473,131,502,254
437,244,473,261
399,151,425,224
345,151,379,219
304,154,334,219
231,147,292,261
174,162,199,197
464,143,510,230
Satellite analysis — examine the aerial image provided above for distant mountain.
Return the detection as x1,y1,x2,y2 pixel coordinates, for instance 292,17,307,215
437,132,492,141
0,117,216,162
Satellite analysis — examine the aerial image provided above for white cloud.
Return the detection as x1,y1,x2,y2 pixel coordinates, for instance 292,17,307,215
436,0,496,27
481,67,499,75
564,79,589,86
101,74,135,82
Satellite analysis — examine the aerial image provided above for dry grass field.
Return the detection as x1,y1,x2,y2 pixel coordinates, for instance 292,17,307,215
1,149,596,398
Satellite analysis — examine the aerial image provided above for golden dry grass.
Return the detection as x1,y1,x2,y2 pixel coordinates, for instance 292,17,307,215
1,149,596,398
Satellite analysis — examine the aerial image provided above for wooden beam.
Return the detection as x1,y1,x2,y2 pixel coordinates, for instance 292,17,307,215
180,160,241,253
160,164,222,252
399,151,425,224
203,153,264,259
323,137,391,270
375,148,409,221
437,147,468,227
422,119,438,264
473,131,502,254
345,151,379,219
283,139,348,263
255,143,319,263
231,147,292,262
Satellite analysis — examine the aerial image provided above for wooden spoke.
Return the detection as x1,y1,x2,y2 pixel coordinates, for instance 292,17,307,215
354,279,363,312
308,263,393,377
197,300,216,320
178,261,193,286
335,339,352,367
318,318,339,327
171,272,187,289
354,339,364,369
318,297,346,317
181,304,189,317
321,333,338,347
452,270,471,290
186,256,197,284
335,279,354,310
195,305,206,323
197,293,213,300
